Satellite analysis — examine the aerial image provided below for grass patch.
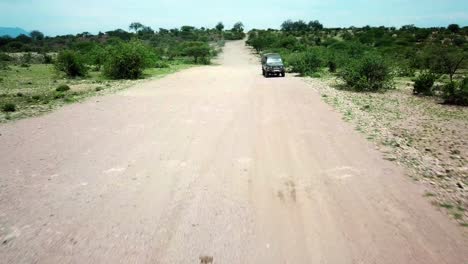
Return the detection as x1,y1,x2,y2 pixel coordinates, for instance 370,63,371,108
439,203,454,209
423,191,436,197
0,63,194,122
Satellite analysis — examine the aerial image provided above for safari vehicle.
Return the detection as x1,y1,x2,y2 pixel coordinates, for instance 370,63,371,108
261,53,285,77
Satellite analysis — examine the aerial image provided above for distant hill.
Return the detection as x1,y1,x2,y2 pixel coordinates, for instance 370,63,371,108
0,27,29,37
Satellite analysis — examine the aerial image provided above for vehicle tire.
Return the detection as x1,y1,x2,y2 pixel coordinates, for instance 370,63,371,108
281,72,285,77
262,69,265,76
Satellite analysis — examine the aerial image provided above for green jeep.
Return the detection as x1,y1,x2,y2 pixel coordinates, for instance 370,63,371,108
261,53,285,78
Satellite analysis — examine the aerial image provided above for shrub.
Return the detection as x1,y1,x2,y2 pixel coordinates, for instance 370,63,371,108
2,103,16,112
43,54,53,64
154,61,170,68
328,60,337,73
55,50,87,77
103,40,156,79
413,72,436,95
442,78,468,106
286,49,324,76
339,54,394,91
22,53,32,64
0,53,13,62
56,84,70,92
95,86,104,91
181,42,211,64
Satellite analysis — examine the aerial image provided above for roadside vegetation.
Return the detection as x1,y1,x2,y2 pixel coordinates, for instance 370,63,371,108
247,21,467,104
247,20,467,225
0,21,245,121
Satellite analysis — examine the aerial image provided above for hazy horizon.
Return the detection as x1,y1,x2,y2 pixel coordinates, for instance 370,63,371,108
1,0,467,36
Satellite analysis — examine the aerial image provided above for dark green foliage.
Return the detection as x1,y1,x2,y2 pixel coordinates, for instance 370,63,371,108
30,30,44,41
285,49,324,75
55,50,87,77
394,63,415,77
448,24,460,33
43,54,53,64
129,22,144,32
181,41,210,64
154,61,170,68
0,52,13,62
232,22,244,33
215,22,224,31
223,31,246,40
425,46,465,82
56,84,70,92
413,72,436,95
339,54,394,91
443,78,468,106
21,52,32,64
328,60,337,73
2,103,16,112
103,40,156,79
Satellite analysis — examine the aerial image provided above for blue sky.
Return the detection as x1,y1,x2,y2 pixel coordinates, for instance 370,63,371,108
0,0,467,36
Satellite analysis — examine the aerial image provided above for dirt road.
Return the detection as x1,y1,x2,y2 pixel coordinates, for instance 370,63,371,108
0,40,466,263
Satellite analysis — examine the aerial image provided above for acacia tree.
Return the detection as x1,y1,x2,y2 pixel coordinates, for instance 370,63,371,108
30,30,44,41
447,24,460,33
182,41,210,63
428,46,465,82
308,20,323,31
232,22,244,33
215,22,224,31
129,22,144,33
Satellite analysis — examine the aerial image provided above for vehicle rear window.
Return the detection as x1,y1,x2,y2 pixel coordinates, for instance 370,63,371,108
267,57,282,63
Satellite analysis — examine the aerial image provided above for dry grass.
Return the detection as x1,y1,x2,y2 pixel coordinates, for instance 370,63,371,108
305,76,468,225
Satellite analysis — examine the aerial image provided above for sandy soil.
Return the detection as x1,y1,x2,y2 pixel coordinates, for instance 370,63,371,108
0,40,467,263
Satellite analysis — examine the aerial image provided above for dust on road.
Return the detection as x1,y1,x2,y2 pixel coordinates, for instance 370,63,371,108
0,40,466,263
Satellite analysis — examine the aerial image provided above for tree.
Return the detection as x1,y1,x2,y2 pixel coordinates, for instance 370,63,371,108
30,30,44,41
215,22,224,31
182,41,210,63
281,20,308,32
308,20,323,31
55,50,87,77
281,20,294,31
129,22,144,32
15,34,32,43
447,24,460,33
103,40,156,79
105,29,133,40
232,22,244,33
427,46,465,82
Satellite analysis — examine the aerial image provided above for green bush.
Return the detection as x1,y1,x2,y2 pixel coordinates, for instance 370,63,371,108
55,50,87,77
2,103,16,112
442,78,468,106
339,54,394,92
56,84,70,92
0,53,13,62
103,40,156,79
328,60,337,73
285,49,324,76
181,41,211,64
154,61,170,68
43,54,53,64
413,72,436,95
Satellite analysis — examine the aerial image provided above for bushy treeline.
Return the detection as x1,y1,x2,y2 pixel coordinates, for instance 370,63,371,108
0,21,245,79
0,21,245,53
247,21,467,105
